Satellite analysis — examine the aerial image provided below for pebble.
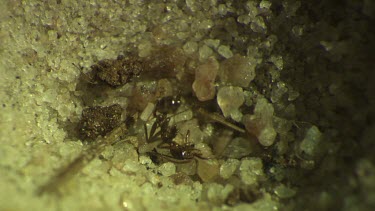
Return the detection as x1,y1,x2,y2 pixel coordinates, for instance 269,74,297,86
269,55,283,70
217,86,245,121
112,142,139,164
243,98,277,146
239,158,265,185
186,0,197,12
156,79,173,98
170,109,193,124
177,161,197,176
269,166,286,182
197,159,220,182
260,0,272,9
217,45,233,58
218,4,227,16
237,15,251,25
243,90,255,106
251,16,267,33
257,127,277,147
271,82,288,103
220,159,240,179
192,57,219,101
233,193,280,211
158,162,176,177
138,155,156,169
123,159,144,173
288,88,300,101
221,137,255,159
273,116,292,133
300,126,323,156
206,183,234,205
183,41,198,54
203,39,220,49
219,54,256,88
137,40,152,57
199,45,214,61
274,184,296,199
177,119,205,144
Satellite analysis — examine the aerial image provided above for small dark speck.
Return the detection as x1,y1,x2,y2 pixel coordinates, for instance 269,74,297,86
16,76,20,79
2,104,5,108
157,182,163,188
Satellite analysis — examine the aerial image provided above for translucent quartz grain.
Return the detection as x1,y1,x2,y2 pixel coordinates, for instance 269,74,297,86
251,16,267,33
199,45,214,61
237,15,251,25
260,0,272,9
220,159,240,179
183,41,198,54
197,159,220,182
271,82,288,103
158,162,176,177
112,142,139,164
243,98,277,146
219,54,256,88
206,183,234,205
203,39,220,49
123,159,144,173
217,45,233,58
274,184,296,199
217,86,245,121
258,127,277,147
239,158,264,186
269,55,283,70
192,57,219,101
177,160,197,176
300,126,323,156
221,137,254,159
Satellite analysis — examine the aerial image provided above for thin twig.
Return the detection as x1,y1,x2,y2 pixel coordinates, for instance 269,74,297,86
196,108,246,133
37,123,128,195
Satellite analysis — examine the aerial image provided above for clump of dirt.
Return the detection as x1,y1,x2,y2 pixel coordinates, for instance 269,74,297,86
78,104,123,140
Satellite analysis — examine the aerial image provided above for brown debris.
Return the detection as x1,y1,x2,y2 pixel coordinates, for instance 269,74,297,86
91,55,145,87
78,104,123,140
142,46,188,80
